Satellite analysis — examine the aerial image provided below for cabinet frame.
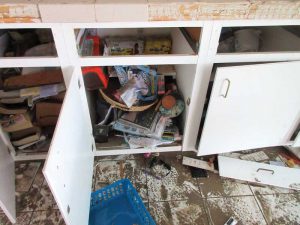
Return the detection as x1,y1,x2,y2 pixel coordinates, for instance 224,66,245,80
1,19,300,158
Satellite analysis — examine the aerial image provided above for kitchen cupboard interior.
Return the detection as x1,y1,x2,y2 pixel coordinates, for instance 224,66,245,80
84,64,197,155
0,66,65,161
0,28,57,57
75,27,200,56
217,25,300,53
0,20,300,225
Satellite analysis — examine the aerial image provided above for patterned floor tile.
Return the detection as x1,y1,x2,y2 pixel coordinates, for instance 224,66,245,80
94,158,148,201
15,162,41,192
147,154,201,202
198,172,253,198
30,210,65,225
123,159,148,201
206,196,267,225
0,212,32,225
34,180,58,211
93,182,109,191
16,185,40,212
31,162,45,188
255,193,300,225
94,160,123,184
249,183,299,195
149,198,209,225
6,152,300,225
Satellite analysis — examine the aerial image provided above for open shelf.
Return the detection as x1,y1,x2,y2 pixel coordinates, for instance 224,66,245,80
218,26,300,53
95,136,181,156
0,67,66,161
215,26,300,63
0,28,59,68
75,27,200,66
0,28,57,57
83,64,197,155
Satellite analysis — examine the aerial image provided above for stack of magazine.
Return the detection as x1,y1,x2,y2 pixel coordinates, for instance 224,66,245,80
113,106,161,138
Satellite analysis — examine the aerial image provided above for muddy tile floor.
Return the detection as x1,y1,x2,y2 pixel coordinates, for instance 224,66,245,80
1,152,300,225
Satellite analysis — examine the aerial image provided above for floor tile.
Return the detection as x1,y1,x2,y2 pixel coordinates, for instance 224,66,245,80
255,193,300,225
94,160,123,183
15,162,41,192
199,172,253,198
94,158,148,201
30,210,65,225
6,152,300,225
92,164,97,192
249,183,299,195
31,162,45,188
123,159,148,201
93,182,109,191
206,196,267,225
149,198,209,225
34,180,58,211
147,154,201,202
0,212,32,225
16,185,40,212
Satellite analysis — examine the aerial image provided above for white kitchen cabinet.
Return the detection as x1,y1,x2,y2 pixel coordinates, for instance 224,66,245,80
197,61,300,156
43,68,94,225
0,134,16,223
0,22,204,224
194,22,300,191
218,155,300,190
0,20,300,225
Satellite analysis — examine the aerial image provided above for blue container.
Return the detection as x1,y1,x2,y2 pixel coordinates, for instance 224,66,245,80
89,179,156,225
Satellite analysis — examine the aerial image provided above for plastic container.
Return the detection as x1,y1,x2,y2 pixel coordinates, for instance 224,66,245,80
89,179,156,225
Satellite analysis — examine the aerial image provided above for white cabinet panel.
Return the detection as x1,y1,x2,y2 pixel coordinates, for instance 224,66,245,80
0,134,16,223
292,131,300,147
218,156,300,190
43,68,94,225
198,61,300,156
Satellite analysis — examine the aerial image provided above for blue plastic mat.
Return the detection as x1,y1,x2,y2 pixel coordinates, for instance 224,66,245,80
89,179,156,225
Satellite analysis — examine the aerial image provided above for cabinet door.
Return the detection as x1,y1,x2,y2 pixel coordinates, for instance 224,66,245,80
198,61,300,156
43,68,94,225
293,134,300,147
0,133,16,223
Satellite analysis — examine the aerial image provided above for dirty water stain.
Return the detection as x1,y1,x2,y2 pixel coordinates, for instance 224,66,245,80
161,184,168,200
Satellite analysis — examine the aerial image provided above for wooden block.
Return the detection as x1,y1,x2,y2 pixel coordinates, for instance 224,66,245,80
95,0,148,22
39,0,96,22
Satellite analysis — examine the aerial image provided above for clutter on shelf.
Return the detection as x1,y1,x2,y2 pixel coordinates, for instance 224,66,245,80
0,29,57,57
0,67,65,154
84,64,184,150
76,28,172,56
218,28,262,53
